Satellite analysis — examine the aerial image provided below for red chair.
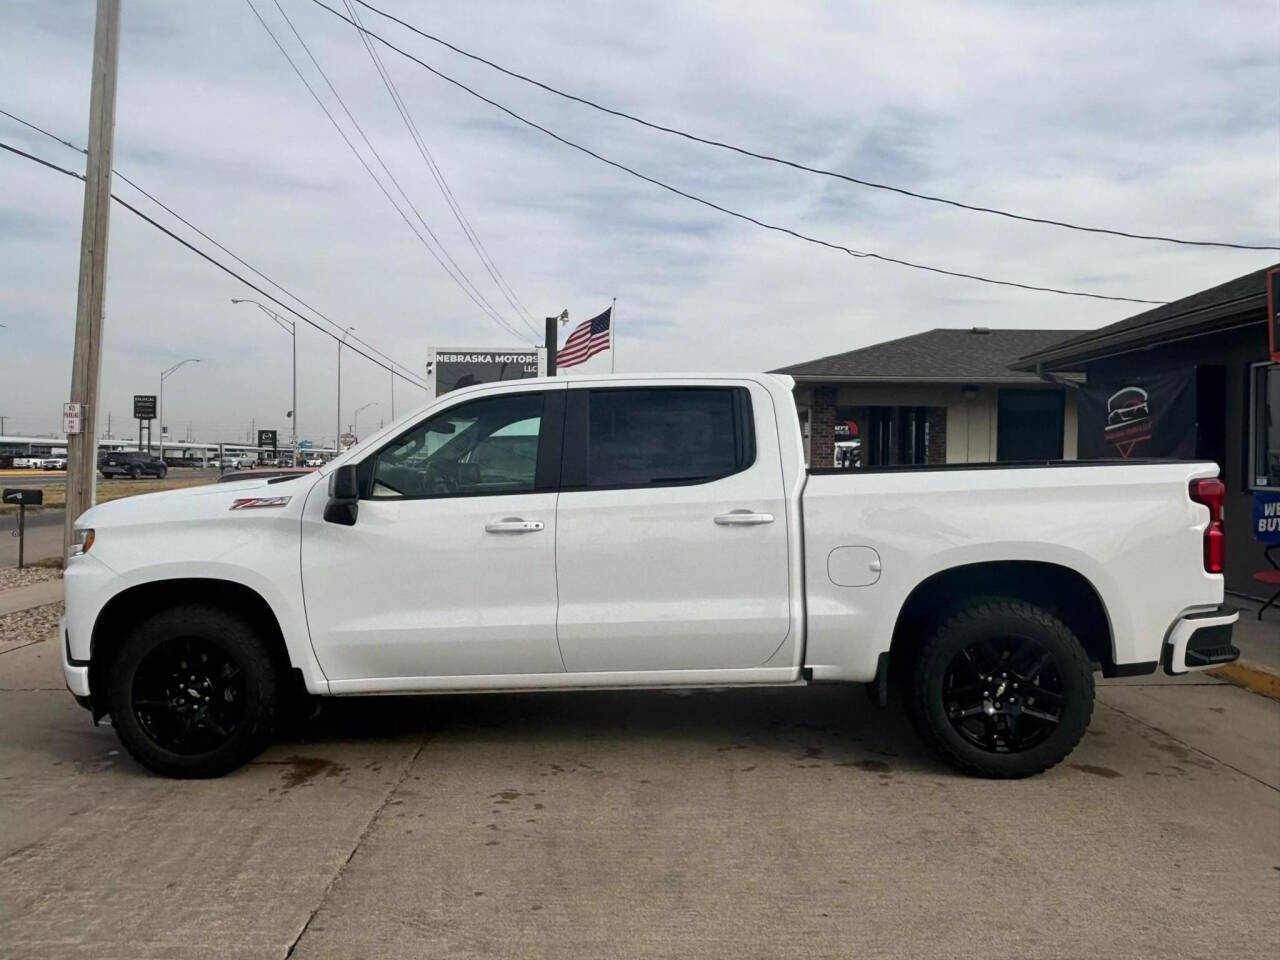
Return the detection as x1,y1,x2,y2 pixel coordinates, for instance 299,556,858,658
1252,544,1280,619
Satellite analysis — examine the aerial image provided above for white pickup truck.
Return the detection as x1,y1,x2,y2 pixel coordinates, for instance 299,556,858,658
61,373,1239,779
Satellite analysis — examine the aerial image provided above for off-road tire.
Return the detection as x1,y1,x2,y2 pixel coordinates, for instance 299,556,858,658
128,466,141,479
107,604,278,778
907,598,1094,779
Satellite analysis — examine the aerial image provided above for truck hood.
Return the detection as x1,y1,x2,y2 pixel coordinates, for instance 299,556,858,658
75,473,323,529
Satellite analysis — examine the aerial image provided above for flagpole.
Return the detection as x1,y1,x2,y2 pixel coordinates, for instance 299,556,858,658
610,297,617,373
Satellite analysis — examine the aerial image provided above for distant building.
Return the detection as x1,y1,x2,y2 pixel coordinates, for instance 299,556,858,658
772,327,1078,468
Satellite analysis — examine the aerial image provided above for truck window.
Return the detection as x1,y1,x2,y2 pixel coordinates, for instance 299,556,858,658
583,387,753,488
370,393,544,498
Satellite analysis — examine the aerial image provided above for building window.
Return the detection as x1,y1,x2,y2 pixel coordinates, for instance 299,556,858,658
1249,363,1280,489
997,388,1064,462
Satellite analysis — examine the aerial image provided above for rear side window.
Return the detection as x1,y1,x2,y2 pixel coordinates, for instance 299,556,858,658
582,387,754,488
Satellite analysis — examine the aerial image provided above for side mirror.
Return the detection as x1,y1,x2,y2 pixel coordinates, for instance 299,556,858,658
324,464,360,526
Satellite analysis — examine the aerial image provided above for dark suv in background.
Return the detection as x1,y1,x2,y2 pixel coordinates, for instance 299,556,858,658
99,452,168,479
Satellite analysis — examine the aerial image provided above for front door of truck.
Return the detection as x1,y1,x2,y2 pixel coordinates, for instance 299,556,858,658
300,387,566,686
554,382,792,673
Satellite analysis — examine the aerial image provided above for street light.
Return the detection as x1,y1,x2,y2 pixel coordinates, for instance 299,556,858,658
353,401,378,440
232,298,297,464
159,358,200,458
337,326,355,448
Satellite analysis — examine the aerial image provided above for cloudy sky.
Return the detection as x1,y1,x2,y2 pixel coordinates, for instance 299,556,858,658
1,0,1277,445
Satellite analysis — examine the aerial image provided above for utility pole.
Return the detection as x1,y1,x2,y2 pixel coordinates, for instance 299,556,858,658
545,309,568,377
64,0,121,559
337,326,354,448
0,416,7,434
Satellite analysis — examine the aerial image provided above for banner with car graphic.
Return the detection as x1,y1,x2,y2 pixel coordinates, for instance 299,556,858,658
1077,368,1197,460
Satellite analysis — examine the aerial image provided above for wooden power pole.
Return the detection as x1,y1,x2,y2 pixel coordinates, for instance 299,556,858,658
64,0,122,558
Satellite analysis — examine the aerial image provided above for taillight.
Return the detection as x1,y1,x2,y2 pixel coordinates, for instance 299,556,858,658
1189,477,1225,574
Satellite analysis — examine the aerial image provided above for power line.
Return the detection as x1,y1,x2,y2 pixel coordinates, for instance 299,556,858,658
265,0,532,342
0,106,428,389
309,0,1167,305
348,0,1279,254
0,139,432,390
245,0,530,342
343,0,541,337
0,106,427,387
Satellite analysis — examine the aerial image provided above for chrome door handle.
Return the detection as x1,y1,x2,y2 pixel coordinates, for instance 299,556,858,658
714,510,775,526
484,518,545,533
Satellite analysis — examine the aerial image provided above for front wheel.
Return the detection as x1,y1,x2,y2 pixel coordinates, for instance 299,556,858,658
157,466,168,478
107,605,279,778
907,598,1094,778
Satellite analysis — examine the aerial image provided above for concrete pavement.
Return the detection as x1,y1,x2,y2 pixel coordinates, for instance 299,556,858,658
0,621,1277,959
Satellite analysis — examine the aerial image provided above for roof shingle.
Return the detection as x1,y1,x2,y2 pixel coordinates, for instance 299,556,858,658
770,328,1079,382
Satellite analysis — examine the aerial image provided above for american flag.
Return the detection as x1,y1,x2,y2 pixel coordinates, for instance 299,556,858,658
556,308,611,368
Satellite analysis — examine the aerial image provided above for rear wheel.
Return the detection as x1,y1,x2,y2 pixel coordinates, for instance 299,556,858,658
907,598,1093,778
107,605,278,778
128,465,141,479
157,465,168,478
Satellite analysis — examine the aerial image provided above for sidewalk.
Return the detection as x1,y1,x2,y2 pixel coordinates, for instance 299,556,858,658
1211,596,1280,699
0,578,62,617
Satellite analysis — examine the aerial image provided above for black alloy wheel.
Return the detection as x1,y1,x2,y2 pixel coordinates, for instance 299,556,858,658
907,598,1094,778
941,635,1064,753
131,636,247,756
108,604,279,777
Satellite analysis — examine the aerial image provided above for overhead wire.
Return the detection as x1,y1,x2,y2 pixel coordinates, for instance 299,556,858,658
343,0,541,337
0,106,428,388
309,0,1168,305
246,0,531,341
348,0,1279,253
0,139,431,390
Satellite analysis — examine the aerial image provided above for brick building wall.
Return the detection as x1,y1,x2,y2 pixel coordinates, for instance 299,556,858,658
927,407,947,464
810,385,837,468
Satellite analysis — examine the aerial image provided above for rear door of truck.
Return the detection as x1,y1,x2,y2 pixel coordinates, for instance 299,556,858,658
554,378,793,673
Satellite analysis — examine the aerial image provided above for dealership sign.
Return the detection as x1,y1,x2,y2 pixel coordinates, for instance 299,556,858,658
427,347,545,397
257,429,278,452
133,395,157,420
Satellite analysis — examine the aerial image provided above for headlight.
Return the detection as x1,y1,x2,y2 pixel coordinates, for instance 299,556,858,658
69,528,95,558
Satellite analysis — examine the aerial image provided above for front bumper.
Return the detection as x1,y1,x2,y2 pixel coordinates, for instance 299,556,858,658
61,618,91,697
1164,605,1240,675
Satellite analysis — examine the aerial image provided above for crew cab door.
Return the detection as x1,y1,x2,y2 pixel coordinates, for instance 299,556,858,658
300,387,566,685
554,381,792,673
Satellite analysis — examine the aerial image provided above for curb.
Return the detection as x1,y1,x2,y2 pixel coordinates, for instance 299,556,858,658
1208,661,1280,702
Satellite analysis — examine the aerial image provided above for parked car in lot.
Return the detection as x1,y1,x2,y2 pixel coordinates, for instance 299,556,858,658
41,456,68,470
11,456,41,469
62,373,1238,779
304,456,325,467
99,452,168,479
221,453,256,470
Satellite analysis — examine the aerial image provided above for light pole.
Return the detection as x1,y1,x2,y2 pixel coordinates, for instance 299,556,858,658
159,358,199,459
353,401,378,441
232,298,297,464
337,326,355,448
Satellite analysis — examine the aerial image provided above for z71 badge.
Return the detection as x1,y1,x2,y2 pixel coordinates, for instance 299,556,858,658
229,497,292,510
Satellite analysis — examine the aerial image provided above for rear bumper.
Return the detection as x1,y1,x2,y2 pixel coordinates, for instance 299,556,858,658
1164,605,1240,675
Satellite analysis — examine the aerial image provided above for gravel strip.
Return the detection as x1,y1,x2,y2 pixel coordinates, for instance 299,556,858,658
0,565,62,591
0,601,64,647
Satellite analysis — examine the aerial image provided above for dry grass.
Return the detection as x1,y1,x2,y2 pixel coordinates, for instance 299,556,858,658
0,476,211,515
